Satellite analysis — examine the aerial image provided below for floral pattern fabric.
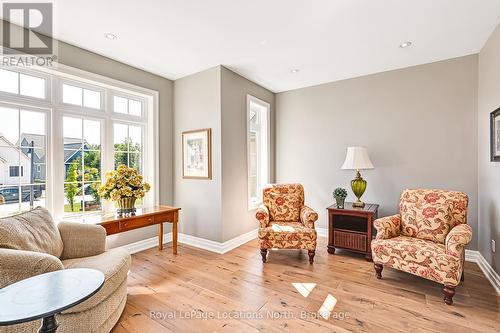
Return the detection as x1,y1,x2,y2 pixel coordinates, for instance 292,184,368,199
300,206,318,228
258,184,317,252
373,214,401,240
372,236,463,286
399,189,468,244
446,224,472,257
258,222,317,250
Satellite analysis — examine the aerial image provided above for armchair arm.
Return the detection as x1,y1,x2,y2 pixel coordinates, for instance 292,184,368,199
58,222,106,260
373,214,401,240
445,224,472,258
300,206,318,228
0,248,63,288
255,205,270,228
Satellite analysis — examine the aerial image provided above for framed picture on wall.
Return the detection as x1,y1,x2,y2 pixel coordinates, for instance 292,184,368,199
182,128,212,179
490,108,500,162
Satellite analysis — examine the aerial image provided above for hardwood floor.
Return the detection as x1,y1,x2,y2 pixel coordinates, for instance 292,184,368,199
112,237,499,333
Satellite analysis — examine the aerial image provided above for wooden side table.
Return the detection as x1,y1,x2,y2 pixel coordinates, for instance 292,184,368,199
326,202,379,261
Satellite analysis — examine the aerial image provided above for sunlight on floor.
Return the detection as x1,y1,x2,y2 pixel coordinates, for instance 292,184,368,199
292,282,317,297
318,294,338,320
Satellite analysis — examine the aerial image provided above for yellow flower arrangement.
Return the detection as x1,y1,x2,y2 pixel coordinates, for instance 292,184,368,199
98,165,151,201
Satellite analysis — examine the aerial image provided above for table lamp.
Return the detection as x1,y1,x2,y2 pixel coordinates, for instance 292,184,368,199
341,146,374,208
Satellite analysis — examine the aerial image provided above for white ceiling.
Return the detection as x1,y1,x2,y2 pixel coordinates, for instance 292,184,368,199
50,0,500,92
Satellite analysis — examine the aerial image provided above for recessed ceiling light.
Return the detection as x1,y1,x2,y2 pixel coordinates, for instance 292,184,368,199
104,33,118,40
290,69,300,73
399,41,412,48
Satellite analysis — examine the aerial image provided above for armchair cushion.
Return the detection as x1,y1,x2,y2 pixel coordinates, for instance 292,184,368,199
0,207,63,258
255,205,270,228
400,189,468,244
373,214,401,240
58,222,106,260
372,236,463,286
300,206,318,228
0,248,63,288
258,222,317,250
446,224,472,257
266,192,302,221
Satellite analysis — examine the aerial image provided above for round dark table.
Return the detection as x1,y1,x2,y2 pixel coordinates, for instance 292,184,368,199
0,268,105,333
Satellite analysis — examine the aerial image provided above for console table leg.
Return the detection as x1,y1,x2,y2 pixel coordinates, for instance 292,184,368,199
39,315,58,333
158,223,163,251
173,213,178,255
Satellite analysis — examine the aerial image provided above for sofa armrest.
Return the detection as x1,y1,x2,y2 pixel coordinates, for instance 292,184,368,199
446,224,472,258
0,248,63,288
300,206,318,228
256,205,270,228
373,214,401,240
58,222,106,260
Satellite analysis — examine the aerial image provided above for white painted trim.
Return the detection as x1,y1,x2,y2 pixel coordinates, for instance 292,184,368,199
121,232,173,254
119,228,258,255
465,250,500,295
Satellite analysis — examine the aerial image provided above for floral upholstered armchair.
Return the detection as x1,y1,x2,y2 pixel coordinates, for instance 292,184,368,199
256,184,318,263
371,189,472,305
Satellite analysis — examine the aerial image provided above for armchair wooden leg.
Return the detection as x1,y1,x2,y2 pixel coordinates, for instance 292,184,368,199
374,263,383,279
308,250,315,264
442,285,456,305
260,249,268,263
460,272,464,282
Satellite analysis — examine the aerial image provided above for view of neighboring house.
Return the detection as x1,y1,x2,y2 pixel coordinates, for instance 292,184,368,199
0,135,31,185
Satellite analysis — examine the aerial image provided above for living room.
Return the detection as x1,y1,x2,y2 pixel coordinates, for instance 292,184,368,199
0,1,499,332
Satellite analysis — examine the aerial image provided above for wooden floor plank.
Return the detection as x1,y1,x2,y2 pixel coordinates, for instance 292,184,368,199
111,237,499,333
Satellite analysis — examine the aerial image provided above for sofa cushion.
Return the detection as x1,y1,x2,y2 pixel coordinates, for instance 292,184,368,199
258,221,317,250
61,247,131,313
371,236,462,286
0,207,63,258
399,189,468,244
266,192,302,221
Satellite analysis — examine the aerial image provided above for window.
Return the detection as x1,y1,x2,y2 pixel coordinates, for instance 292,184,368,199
0,69,46,99
113,96,142,116
247,95,270,209
0,67,157,219
63,117,102,214
0,106,47,216
62,83,102,109
9,166,23,177
114,123,142,172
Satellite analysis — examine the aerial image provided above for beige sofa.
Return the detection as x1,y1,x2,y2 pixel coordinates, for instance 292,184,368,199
0,207,131,333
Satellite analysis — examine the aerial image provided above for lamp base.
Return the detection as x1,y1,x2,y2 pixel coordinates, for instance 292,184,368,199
352,200,365,208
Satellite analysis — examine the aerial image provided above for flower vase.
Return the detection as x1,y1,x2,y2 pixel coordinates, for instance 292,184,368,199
117,197,136,217
335,196,346,209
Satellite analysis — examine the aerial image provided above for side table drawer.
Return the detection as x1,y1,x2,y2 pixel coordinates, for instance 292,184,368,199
333,230,367,252
119,216,155,231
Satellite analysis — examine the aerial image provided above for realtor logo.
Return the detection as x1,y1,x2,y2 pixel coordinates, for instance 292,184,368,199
2,3,53,55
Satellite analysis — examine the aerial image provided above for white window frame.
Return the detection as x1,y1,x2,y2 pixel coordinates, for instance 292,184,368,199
0,64,160,221
246,95,270,210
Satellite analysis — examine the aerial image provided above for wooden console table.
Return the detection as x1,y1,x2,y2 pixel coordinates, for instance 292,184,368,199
326,202,378,261
64,206,181,254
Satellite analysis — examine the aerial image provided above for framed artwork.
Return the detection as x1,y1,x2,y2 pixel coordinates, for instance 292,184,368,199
491,108,500,162
182,128,212,179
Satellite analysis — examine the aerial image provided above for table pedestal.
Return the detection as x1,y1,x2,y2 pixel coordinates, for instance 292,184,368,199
39,315,58,333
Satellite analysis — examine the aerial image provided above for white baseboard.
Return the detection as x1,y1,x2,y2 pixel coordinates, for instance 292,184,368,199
465,250,500,295
120,228,258,255
122,232,173,254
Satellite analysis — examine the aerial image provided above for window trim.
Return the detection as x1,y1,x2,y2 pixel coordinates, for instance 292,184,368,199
0,64,159,220
0,68,51,103
246,95,271,211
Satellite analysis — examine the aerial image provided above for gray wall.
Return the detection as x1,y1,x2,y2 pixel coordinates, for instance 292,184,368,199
276,55,479,250
220,67,275,242
173,66,223,242
478,22,500,273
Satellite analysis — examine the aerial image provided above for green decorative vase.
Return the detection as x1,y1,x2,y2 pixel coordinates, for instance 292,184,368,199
116,197,136,217
351,170,367,208
335,196,346,209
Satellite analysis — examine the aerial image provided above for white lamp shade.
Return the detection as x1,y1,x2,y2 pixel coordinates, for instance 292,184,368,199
341,146,374,170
